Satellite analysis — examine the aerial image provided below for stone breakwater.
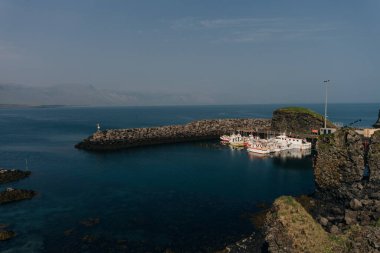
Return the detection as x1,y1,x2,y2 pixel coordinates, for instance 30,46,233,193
75,118,271,151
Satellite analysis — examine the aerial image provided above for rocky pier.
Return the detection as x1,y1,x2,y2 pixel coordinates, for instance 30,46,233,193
75,118,271,151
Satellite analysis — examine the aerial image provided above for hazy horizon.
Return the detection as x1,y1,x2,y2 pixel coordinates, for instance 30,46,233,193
0,0,379,105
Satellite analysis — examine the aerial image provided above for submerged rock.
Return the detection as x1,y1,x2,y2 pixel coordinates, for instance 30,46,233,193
0,230,16,241
0,169,31,184
80,217,100,227
0,188,36,204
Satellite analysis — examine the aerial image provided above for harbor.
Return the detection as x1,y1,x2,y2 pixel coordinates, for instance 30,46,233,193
1,104,380,252
219,131,312,155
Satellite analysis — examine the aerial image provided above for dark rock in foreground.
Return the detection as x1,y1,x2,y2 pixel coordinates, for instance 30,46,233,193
264,196,380,253
217,232,265,253
76,118,271,151
0,188,36,204
0,169,31,184
264,196,345,253
0,230,16,241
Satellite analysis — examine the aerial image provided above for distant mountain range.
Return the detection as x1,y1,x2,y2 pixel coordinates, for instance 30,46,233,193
0,83,216,106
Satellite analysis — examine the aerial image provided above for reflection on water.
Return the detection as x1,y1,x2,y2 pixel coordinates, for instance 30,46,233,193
246,149,311,161
274,149,312,159
221,141,312,161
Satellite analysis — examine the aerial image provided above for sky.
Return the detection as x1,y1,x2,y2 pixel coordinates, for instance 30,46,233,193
0,0,379,105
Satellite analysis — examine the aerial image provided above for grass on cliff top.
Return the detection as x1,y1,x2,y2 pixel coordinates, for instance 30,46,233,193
277,107,324,119
273,196,348,253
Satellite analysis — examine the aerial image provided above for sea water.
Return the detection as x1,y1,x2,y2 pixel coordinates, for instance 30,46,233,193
0,104,378,252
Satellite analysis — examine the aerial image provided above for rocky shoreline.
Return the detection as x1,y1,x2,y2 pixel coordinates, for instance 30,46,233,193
221,129,380,253
0,169,31,184
75,118,271,151
0,169,35,241
0,188,36,205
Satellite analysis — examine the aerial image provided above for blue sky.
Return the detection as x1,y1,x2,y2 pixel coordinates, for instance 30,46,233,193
0,0,379,104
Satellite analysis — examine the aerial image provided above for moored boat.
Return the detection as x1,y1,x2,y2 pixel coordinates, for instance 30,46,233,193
247,141,271,154
220,135,231,142
274,134,311,150
229,134,245,147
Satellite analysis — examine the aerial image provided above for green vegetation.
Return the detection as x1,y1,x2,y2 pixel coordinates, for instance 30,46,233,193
284,195,297,207
277,107,325,120
272,196,348,253
375,218,380,227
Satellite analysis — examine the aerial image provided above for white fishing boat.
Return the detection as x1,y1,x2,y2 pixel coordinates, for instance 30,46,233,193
247,141,271,154
274,134,311,150
220,133,237,142
220,135,231,142
229,134,245,147
243,134,259,147
268,141,285,152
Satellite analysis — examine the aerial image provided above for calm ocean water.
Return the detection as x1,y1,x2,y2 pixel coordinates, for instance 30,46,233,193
0,103,379,252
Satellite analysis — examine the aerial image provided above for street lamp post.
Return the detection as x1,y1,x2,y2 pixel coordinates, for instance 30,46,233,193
323,80,330,129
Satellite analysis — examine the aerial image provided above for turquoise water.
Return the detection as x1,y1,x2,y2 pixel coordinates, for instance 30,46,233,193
0,104,378,252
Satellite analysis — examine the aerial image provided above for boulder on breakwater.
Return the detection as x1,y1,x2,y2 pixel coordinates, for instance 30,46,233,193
75,118,271,151
271,107,335,134
0,169,31,184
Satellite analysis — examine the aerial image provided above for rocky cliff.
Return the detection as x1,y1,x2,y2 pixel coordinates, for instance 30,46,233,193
264,196,346,253
222,128,380,253
369,131,380,183
265,128,380,252
271,107,335,134
264,196,380,253
75,118,271,151
313,128,380,230
314,128,365,201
